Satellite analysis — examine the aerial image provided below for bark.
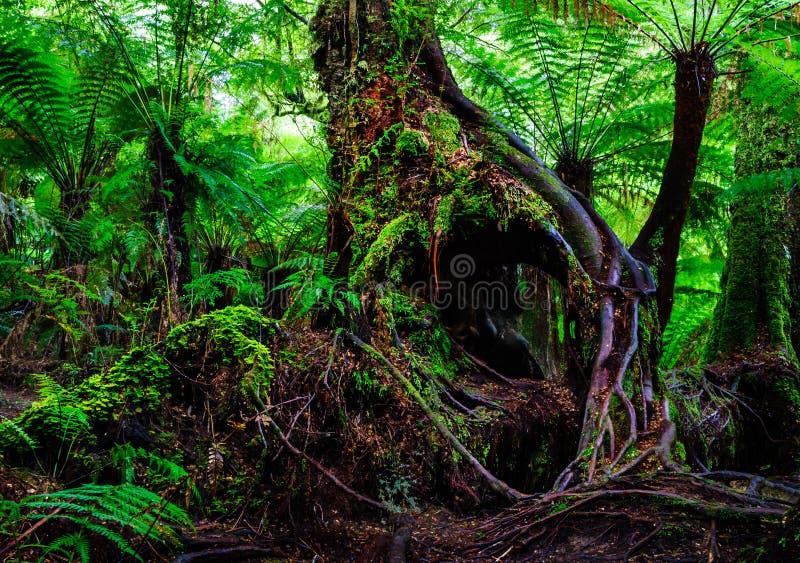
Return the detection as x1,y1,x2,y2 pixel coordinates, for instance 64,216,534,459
631,45,716,330
311,0,667,486
706,69,798,364
699,61,800,472
791,186,800,355
555,154,594,199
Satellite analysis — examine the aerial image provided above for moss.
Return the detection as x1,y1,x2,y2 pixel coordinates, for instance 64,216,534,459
165,305,274,404
423,110,461,155
395,128,429,158
433,185,498,236
501,184,558,231
356,213,424,285
706,190,796,364
81,347,171,421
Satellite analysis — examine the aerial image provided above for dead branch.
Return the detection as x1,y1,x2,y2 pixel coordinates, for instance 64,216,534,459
346,332,527,502
254,410,388,512
172,545,278,563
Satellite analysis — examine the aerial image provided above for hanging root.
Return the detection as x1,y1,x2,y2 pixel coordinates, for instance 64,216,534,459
345,332,527,502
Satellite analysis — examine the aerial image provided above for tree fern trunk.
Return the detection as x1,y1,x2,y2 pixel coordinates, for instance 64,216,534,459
630,45,716,330
147,129,190,326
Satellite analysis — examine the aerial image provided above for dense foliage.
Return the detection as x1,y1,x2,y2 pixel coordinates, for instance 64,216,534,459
0,0,799,560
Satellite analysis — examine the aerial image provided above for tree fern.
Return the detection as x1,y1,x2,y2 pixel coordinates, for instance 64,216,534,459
444,1,675,201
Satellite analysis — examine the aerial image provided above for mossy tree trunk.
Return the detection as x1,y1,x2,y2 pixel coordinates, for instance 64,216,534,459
311,0,672,488
789,186,800,356
706,75,798,365
703,62,800,470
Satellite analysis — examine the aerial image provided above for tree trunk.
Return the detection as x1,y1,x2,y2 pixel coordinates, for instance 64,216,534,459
631,45,716,330
311,0,669,486
147,128,190,327
702,61,800,471
555,154,594,200
790,186,800,356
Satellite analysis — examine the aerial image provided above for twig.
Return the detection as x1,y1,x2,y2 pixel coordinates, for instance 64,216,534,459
256,412,388,512
449,338,528,387
0,508,62,558
346,332,527,502
623,522,664,560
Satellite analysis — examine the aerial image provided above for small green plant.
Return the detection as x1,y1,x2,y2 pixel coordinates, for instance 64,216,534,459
0,374,91,474
110,444,199,506
184,267,262,309
34,531,91,563
273,254,360,319
27,272,102,359
378,467,419,513
3,483,193,561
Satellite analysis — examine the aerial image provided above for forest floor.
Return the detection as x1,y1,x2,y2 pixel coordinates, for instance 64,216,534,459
1,320,798,562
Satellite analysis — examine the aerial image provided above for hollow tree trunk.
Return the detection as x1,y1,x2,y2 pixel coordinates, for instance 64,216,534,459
631,45,716,330
311,0,670,486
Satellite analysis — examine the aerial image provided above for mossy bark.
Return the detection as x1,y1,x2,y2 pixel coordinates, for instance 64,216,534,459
706,75,799,365
701,61,800,471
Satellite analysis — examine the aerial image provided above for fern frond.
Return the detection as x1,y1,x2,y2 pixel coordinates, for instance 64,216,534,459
20,482,193,558
37,531,91,563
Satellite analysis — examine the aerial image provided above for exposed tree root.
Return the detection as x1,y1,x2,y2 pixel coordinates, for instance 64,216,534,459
252,399,389,512
461,472,789,559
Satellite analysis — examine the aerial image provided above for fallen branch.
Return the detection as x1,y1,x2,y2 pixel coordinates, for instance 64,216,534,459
172,545,278,563
346,332,527,502
387,527,412,563
254,409,388,512
0,508,62,558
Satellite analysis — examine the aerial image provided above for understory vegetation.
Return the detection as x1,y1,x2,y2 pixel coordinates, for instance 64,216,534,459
1,0,800,561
